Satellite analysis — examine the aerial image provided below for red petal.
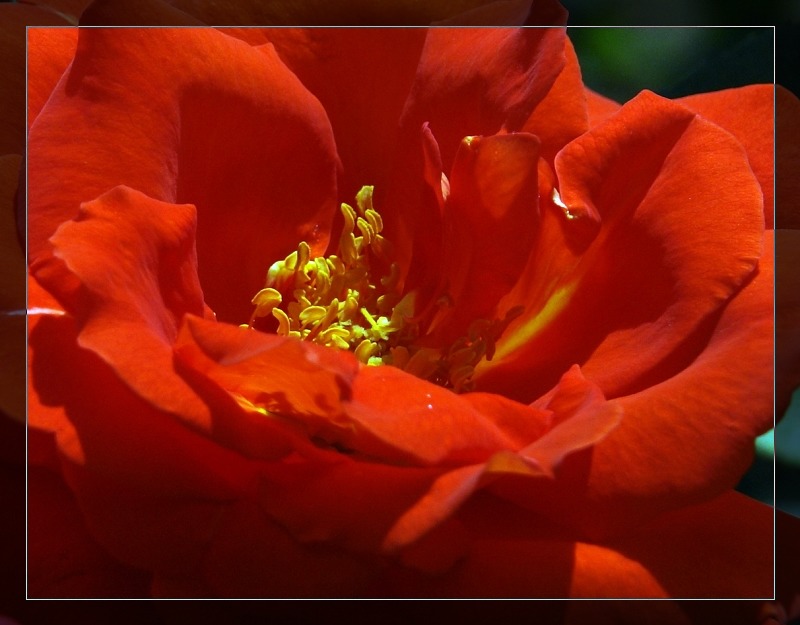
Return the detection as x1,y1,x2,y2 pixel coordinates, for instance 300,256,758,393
360,366,618,550
606,491,773,598
522,37,589,163
0,4,71,155
257,454,444,556
480,90,765,403
28,311,256,500
27,467,151,598
31,186,213,422
27,309,266,590
561,234,774,537
678,85,775,227
26,28,78,130
371,490,771,599
199,499,376,598
262,28,427,202
400,123,449,300
344,365,524,465
522,365,622,477
173,314,359,461
28,27,339,324
399,28,567,172
433,132,541,342
584,87,621,127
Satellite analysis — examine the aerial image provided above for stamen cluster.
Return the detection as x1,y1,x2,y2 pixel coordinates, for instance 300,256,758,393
245,186,414,367
244,186,521,393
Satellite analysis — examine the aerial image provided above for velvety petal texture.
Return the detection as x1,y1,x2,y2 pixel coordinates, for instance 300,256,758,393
25,26,779,601
28,27,340,324
0,3,72,156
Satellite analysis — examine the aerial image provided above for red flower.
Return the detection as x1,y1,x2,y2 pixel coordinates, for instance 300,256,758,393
26,26,782,600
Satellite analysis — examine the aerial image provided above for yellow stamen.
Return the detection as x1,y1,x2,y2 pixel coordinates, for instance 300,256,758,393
244,185,522,393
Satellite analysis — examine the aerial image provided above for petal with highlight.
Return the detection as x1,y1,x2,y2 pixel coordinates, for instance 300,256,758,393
28,27,339,324
482,90,765,404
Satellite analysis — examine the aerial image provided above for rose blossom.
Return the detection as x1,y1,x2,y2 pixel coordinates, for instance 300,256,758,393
25,25,783,602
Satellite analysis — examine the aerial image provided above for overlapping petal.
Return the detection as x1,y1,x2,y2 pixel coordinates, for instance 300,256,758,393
431,132,541,341
480,90,764,403
0,3,72,156
678,85,774,227
368,490,772,599
27,467,151,598
522,37,589,162
28,27,339,324
27,27,79,129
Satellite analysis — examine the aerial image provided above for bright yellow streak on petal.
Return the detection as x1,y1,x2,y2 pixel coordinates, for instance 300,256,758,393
491,283,577,362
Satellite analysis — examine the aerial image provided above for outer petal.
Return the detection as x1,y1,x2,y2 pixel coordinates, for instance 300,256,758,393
31,187,210,426
28,27,339,324
678,85,775,227
522,37,590,163
584,87,621,127
481,90,765,403
604,491,773,599
586,233,773,530
398,27,567,173
514,234,774,539
27,27,78,129
370,490,771,599
28,309,263,587
27,467,150,598
196,498,378,598
0,4,70,156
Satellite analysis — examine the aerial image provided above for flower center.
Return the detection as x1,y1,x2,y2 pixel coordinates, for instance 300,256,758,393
243,186,520,392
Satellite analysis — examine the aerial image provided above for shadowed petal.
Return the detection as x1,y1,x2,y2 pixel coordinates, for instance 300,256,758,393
432,132,540,342
0,4,71,155
27,27,78,129
481,90,764,404
28,27,339,323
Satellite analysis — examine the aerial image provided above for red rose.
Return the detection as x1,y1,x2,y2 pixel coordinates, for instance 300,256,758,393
24,25,786,603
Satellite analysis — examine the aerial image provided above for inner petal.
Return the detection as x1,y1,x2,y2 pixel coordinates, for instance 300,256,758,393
243,185,519,393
